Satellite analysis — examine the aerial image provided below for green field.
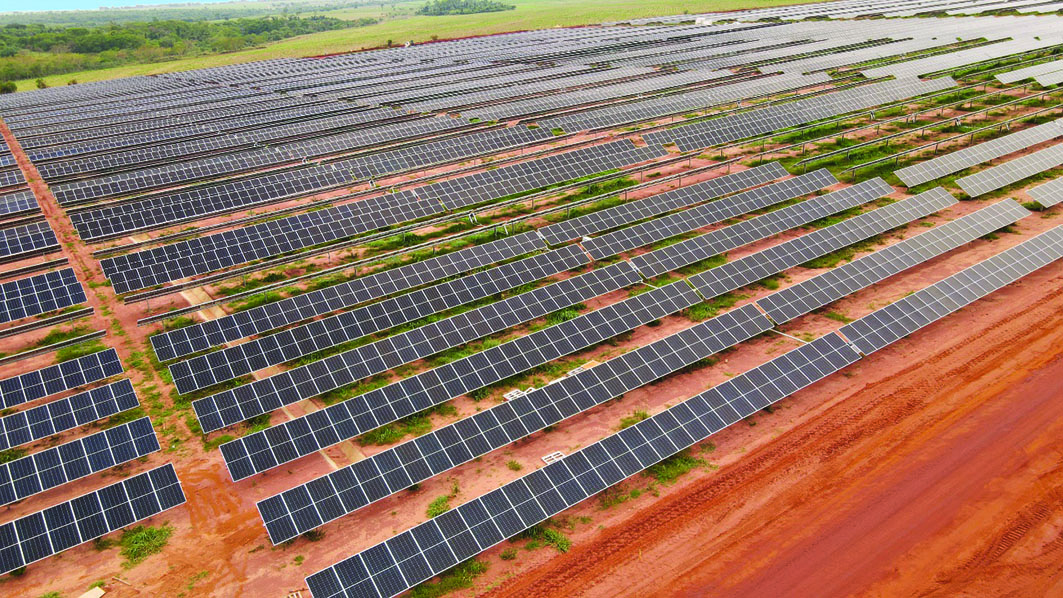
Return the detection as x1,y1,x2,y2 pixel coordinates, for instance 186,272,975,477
12,0,811,91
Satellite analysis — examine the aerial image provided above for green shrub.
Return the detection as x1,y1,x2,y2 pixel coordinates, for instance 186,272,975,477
118,524,173,568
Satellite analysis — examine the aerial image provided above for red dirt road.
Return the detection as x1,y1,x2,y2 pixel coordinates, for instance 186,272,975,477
485,268,1063,598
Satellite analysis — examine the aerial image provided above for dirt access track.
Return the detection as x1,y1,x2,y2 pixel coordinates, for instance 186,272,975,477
482,260,1063,597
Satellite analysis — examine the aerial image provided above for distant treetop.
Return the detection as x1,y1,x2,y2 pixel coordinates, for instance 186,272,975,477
417,0,516,16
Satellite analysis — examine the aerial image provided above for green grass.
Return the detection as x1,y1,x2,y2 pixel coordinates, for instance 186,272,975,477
118,524,173,568
645,450,704,484
55,339,108,364
427,494,453,518
409,559,488,598
519,522,571,552
618,410,649,430
358,403,457,445
12,0,809,91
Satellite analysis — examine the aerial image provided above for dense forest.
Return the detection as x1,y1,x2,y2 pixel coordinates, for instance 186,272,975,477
417,0,515,16
0,15,371,83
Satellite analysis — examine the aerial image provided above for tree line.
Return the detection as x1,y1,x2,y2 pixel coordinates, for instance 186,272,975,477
417,0,516,16
0,15,373,84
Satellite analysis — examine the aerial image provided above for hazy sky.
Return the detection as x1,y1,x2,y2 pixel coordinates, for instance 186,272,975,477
4,0,235,13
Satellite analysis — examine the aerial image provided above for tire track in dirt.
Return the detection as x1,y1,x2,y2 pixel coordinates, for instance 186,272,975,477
485,274,1063,598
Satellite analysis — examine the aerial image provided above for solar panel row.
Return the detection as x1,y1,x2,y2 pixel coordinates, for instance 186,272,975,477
540,162,789,245
758,198,1031,324
0,268,87,325
220,280,701,481
151,232,545,362
896,119,1063,187
630,177,894,278
0,417,159,506
1028,174,1063,208
642,77,957,153
304,223,1063,598
0,348,123,409
0,379,139,451
840,225,1063,353
0,463,185,576
957,141,1063,197
0,221,59,263
688,187,958,298
192,260,640,432
99,192,442,294
583,169,839,260
258,302,772,544
304,332,862,598
171,245,590,395
0,190,38,218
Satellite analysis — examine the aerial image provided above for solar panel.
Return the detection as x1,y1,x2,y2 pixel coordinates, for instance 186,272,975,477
414,140,667,210
220,280,701,481
839,225,1063,354
0,379,139,451
0,269,87,325
995,58,1063,84
193,260,640,432
1035,69,1063,87
0,190,38,218
583,169,839,260
99,192,444,294
631,177,892,278
957,142,1063,197
687,186,955,295
0,348,123,409
538,72,831,134
0,168,25,191
1028,174,1063,208
0,417,159,506
304,333,862,598
258,302,771,544
896,119,1063,187
758,197,1031,323
171,246,589,395
0,221,59,263
540,162,788,245
642,78,956,153
0,463,184,575
151,232,544,362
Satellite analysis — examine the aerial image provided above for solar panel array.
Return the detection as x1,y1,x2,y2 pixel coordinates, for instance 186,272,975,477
583,169,839,260
840,225,1063,353
0,190,39,218
630,177,891,278
0,379,139,451
0,268,87,325
0,168,26,191
219,280,701,481
304,332,863,598
151,231,544,362
171,245,589,395
0,221,59,262
642,77,957,152
538,72,832,133
412,140,667,210
995,58,1063,84
896,119,1063,187
0,417,159,506
1028,174,1063,208
0,348,123,409
0,463,185,575
257,302,772,544
192,259,640,433
540,162,788,245
98,140,666,293
303,219,1063,598
957,141,1063,197
98,191,444,294
758,198,1031,323
688,187,958,298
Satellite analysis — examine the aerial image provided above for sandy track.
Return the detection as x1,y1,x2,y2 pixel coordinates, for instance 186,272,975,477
485,265,1063,598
